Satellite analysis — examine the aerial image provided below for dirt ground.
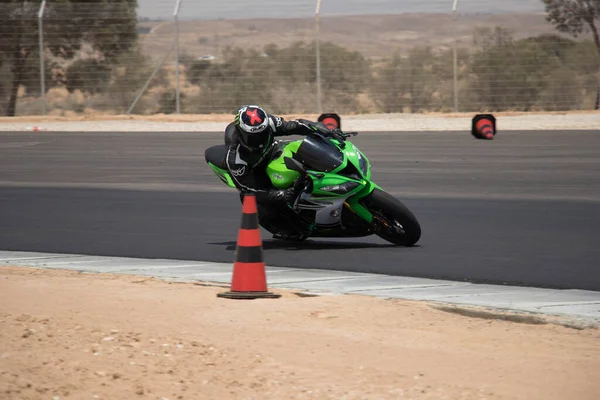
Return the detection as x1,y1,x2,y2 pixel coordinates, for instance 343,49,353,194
1,266,599,400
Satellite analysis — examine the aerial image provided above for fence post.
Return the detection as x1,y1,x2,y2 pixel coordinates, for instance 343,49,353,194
452,0,459,113
38,0,47,115
173,0,182,114
315,0,323,114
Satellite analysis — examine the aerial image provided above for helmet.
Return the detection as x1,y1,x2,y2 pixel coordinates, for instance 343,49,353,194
234,105,272,152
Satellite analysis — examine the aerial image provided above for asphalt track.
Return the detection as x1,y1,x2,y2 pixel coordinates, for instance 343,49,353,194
1,130,599,291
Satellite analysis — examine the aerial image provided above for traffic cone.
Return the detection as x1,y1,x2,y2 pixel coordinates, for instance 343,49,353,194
318,113,342,130
472,114,496,140
217,193,281,299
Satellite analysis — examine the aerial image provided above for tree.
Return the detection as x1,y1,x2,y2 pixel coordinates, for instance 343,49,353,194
65,58,112,94
466,27,560,111
542,0,600,108
542,0,600,56
370,46,452,113
184,40,371,114
0,0,138,116
370,53,405,113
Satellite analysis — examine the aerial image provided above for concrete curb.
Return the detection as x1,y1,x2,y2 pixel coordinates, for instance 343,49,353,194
1,250,599,329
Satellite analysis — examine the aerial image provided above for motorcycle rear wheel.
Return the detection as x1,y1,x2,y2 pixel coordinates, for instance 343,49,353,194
362,188,421,246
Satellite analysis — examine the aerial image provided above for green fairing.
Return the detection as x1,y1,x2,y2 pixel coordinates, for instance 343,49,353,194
345,181,382,222
207,136,383,224
335,142,380,222
346,142,371,180
266,141,302,188
310,141,370,194
208,162,236,188
284,139,380,223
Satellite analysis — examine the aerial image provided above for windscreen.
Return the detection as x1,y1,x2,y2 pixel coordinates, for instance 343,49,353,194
295,136,344,172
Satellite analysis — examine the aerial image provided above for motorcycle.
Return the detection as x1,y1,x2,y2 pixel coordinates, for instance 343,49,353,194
207,114,421,246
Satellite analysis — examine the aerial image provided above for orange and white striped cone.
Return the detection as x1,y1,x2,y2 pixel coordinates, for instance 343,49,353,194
471,114,496,140
318,113,342,130
217,193,281,299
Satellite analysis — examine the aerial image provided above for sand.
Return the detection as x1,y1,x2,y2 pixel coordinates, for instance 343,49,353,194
1,265,598,400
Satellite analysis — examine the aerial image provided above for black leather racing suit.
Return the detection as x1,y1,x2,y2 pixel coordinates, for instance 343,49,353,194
204,114,320,235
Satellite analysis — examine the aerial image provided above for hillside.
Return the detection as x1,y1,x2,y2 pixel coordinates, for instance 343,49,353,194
138,13,567,61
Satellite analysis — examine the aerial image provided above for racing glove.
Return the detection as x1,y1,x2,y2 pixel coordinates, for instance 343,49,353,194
326,128,346,143
267,186,298,203
267,177,306,204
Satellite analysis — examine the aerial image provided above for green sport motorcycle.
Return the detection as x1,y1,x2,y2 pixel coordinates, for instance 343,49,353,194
207,117,421,246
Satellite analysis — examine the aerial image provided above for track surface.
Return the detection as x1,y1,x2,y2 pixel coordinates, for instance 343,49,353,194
1,130,599,291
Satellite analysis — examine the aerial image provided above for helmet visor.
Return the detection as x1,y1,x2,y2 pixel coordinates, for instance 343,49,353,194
239,128,271,150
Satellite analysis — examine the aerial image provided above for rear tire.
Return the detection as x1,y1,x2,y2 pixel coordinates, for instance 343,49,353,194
362,188,421,246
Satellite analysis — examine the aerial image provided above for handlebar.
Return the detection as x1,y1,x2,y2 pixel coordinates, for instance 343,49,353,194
308,121,359,138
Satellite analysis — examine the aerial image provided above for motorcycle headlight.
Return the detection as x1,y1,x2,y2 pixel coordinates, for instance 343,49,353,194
320,181,361,194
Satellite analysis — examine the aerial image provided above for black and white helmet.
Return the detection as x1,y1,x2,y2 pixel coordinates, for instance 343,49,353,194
234,105,273,152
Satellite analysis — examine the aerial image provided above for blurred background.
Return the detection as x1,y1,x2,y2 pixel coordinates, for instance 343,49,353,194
1,0,598,117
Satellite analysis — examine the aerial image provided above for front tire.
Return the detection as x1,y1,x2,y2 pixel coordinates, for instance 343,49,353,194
362,189,421,246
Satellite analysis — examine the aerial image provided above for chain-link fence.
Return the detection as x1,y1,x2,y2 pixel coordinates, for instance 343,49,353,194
1,0,598,117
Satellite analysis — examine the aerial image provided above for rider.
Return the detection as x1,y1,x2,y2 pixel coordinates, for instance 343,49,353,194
204,104,345,239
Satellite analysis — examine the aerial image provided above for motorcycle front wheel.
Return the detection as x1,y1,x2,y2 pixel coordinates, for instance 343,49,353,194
362,188,421,246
